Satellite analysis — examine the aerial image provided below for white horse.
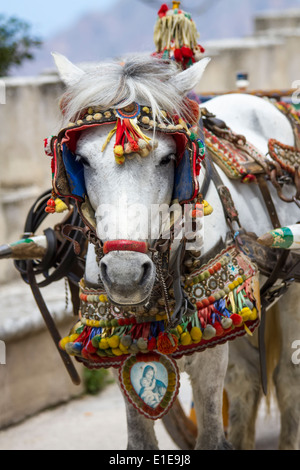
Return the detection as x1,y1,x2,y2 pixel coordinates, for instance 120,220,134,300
52,53,299,450
52,53,232,450
202,93,300,450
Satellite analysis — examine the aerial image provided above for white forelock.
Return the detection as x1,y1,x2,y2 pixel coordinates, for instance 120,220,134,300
53,54,209,126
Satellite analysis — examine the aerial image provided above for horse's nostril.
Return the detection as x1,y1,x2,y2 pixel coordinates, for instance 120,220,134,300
100,260,111,286
139,261,152,286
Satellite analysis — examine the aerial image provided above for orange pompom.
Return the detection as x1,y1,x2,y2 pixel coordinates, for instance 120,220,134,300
157,332,178,355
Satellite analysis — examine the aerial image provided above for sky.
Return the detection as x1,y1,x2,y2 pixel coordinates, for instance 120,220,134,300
0,0,119,38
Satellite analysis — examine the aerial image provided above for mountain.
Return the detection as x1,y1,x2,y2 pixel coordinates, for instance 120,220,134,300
11,0,300,76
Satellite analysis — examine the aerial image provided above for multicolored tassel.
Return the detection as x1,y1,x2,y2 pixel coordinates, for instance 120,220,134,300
101,112,157,164
153,2,205,69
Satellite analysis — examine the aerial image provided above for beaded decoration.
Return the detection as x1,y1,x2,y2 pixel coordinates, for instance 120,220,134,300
59,246,260,368
44,101,204,211
268,138,300,177
100,103,160,164
59,243,260,419
204,127,265,183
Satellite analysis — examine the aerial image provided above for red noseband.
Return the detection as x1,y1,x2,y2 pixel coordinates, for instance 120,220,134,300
103,240,148,255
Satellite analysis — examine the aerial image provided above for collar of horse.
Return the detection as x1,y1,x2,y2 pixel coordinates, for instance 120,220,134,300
59,244,260,363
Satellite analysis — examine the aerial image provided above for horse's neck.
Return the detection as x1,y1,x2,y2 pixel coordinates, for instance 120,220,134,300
197,165,229,253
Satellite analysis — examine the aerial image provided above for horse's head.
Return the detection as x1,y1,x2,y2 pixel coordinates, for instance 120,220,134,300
52,54,209,307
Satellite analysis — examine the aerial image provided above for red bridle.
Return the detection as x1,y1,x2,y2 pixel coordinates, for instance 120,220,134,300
103,240,149,255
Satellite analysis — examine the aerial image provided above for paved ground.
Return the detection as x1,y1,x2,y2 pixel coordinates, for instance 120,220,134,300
0,372,280,450
0,279,280,450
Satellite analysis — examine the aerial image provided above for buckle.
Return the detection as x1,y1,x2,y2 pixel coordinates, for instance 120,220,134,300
263,278,295,304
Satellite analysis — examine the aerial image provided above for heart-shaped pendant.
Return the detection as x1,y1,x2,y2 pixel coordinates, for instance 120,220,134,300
119,351,180,420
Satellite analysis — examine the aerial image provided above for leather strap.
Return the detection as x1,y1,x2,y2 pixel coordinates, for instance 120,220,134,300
26,260,81,385
257,175,281,229
255,174,282,395
205,151,241,228
169,240,195,329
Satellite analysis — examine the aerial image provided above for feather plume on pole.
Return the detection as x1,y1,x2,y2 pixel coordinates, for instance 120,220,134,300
152,2,205,69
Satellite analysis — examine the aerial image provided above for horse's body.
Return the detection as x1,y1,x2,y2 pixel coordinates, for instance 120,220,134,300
52,53,299,450
202,93,300,450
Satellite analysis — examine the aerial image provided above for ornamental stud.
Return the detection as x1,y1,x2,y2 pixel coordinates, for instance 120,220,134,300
172,1,181,9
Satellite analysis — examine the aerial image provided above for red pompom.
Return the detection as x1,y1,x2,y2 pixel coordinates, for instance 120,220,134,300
213,321,224,337
174,48,183,62
47,198,55,207
147,337,157,351
242,174,256,183
85,341,97,354
231,313,243,327
181,46,194,58
158,3,169,17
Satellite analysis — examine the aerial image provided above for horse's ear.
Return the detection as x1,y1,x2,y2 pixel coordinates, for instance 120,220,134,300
172,57,211,95
52,52,85,86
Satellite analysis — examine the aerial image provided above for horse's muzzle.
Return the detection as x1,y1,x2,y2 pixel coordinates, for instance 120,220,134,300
99,242,155,306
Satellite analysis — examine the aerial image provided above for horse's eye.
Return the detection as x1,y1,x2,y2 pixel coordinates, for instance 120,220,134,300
159,154,175,166
76,154,90,167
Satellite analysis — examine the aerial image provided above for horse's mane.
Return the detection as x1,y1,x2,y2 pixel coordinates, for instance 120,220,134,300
62,55,190,126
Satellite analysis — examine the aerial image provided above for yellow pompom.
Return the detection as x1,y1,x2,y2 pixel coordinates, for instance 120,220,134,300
180,331,192,346
55,198,68,213
111,347,124,356
114,145,124,157
107,335,120,349
69,334,79,343
190,327,202,343
59,337,70,350
249,308,258,321
203,200,213,216
99,338,109,350
119,343,129,354
114,145,125,164
115,156,125,165
240,307,252,322
176,325,183,335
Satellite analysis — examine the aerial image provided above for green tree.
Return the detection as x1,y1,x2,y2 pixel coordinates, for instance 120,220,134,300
0,15,42,76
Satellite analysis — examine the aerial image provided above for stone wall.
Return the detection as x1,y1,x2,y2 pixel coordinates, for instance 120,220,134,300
255,9,300,34
0,75,65,283
197,34,300,94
